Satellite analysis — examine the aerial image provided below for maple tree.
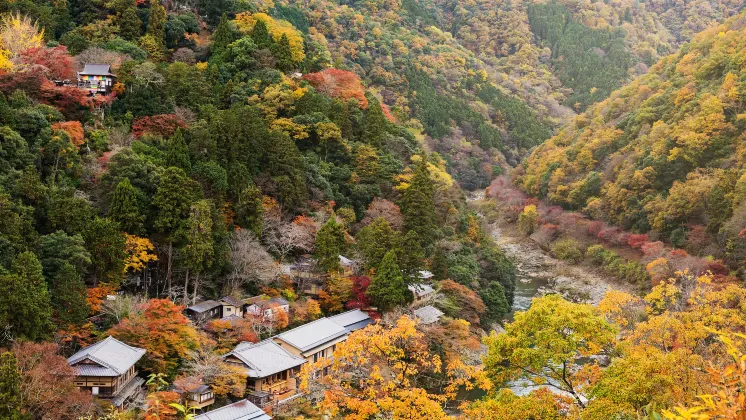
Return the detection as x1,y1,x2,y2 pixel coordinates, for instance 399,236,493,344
107,299,201,374
303,69,369,109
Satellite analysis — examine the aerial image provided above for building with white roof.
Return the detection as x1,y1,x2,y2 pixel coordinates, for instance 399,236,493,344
408,283,436,303
195,399,271,420
224,340,306,406
273,317,349,363
328,309,373,333
413,305,445,325
67,336,146,407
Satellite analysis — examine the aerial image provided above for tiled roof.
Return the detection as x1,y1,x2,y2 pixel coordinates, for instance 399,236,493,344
418,270,434,279
414,306,444,325
220,296,244,307
339,255,355,266
245,296,288,309
79,64,114,76
408,283,435,298
195,399,271,420
328,309,373,332
275,317,348,352
67,336,145,376
187,300,222,313
224,340,305,378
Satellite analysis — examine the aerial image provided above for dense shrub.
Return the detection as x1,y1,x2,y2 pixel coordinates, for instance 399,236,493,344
551,238,584,263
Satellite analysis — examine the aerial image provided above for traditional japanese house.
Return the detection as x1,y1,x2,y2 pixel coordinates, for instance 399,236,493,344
245,295,289,320
67,336,145,407
194,399,271,420
273,317,348,364
77,64,116,95
413,305,444,325
219,296,245,318
328,309,373,333
185,300,222,322
408,283,436,304
174,383,215,409
223,340,306,407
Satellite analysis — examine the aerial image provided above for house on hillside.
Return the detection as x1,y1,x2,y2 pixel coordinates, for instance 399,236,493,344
339,255,356,277
173,383,215,410
273,317,349,364
328,309,373,333
185,300,222,322
219,296,245,318
418,270,434,281
223,340,306,407
77,64,116,95
67,336,145,407
195,399,271,420
413,305,444,325
408,283,435,303
245,295,290,320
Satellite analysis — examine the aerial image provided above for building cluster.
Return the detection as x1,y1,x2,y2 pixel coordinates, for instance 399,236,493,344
65,254,444,419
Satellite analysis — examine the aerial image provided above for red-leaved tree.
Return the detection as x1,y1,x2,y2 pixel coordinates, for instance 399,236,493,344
52,121,85,148
303,68,369,109
131,114,186,138
18,45,76,80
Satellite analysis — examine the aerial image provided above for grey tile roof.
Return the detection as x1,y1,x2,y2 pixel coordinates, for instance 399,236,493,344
418,270,434,279
408,283,435,298
79,64,114,76
73,364,119,376
187,300,222,313
220,296,244,307
245,296,288,309
195,399,271,420
224,340,305,378
414,305,444,325
275,317,348,352
328,309,373,332
339,255,354,266
68,336,145,376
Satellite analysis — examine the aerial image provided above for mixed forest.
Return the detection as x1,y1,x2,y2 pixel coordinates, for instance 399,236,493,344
0,0,746,419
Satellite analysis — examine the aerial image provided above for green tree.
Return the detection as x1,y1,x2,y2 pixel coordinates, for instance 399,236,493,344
479,281,510,326
0,352,25,420
355,217,398,271
366,250,410,311
109,177,145,235
40,231,91,283
314,214,347,273
83,217,127,287
397,230,424,282
153,167,201,292
484,295,616,408
478,244,516,305
251,18,272,49
235,186,263,237
181,199,215,304
166,129,191,172
272,33,294,72
50,262,89,327
211,13,237,55
146,0,167,49
0,252,54,342
119,7,142,41
362,95,387,147
402,157,437,250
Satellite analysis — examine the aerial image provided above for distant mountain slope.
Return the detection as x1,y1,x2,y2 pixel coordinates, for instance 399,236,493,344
518,12,746,266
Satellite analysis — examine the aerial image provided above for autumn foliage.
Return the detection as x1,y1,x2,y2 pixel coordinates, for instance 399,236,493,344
303,69,369,109
107,299,200,374
131,114,187,138
52,121,84,148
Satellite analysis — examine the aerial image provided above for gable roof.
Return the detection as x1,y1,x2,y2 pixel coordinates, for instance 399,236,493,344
220,296,244,307
79,64,114,76
245,295,289,309
67,336,145,376
408,283,435,298
328,309,373,332
339,255,354,266
274,317,348,352
414,305,444,325
224,340,305,378
187,300,222,313
195,399,271,420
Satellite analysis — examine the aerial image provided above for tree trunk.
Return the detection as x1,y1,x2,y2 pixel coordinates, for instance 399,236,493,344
183,269,190,305
167,241,173,297
192,274,199,305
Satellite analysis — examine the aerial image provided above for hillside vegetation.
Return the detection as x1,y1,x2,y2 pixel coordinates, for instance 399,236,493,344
519,12,746,270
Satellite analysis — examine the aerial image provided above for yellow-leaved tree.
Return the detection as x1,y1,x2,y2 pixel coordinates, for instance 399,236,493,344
234,12,305,62
0,12,44,70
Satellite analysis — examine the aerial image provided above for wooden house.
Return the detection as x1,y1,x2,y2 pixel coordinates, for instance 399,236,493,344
195,399,271,420
408,283,435,304
77,64,116,95
413,305,444,325
245,295,289,321
219,296,245,318
185,300,222,322
224,340,306,407
273,317,348,364
173,384,215,409
67,336,145,407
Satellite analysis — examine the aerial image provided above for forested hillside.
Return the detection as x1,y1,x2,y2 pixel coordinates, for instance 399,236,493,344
519,12,746,271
